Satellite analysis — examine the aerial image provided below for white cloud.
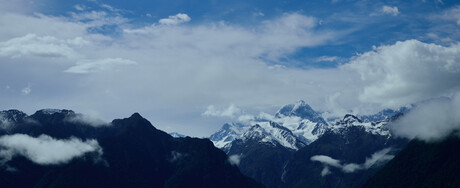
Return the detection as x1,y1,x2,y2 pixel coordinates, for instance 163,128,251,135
228,154,242,166
311,155,342,168
0,134,102,165
391,94,460,142
65,113,110,127
0,34,86,58
21,84,31,95
159,13,191,25
70,10,128,28
64,58,137,74
74,5,86,11
439,6,460,26
344,40,460,108
202,104,241,118
0,11,350,137
321,166,331,176
382,6,399,16
363,148,394,168
310,148,394,175
315,56,340,62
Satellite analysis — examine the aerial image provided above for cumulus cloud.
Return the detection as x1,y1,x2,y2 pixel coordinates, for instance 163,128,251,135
228,154,242,166
390,94,460,142
382,6,399,16
64,58,137,74
202,104,242,118
310,148,394,176
344,40,460,108
0,134,102,165
0,34,86,58
159,13,191,25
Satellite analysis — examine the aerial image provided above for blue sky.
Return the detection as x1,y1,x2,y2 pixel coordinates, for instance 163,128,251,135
0,0,460,136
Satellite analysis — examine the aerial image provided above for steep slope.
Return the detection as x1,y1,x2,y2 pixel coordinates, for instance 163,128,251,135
364,134,460,188
0,110,263,188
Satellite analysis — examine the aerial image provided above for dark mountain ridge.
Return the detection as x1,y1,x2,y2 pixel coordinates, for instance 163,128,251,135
0,109,263,188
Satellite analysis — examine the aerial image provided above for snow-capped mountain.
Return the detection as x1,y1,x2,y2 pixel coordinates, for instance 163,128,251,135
210,101,411,188
210,100,329,151
240,122,306,150
168,132,186,138
330,114,391,136
210,100,405,152
209,122,249,149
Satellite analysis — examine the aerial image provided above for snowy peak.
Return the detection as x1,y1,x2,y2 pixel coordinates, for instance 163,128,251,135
360,107,409,122
332,114,390,136
169,132,186,138
343,114,362,124
241,122,306,150
34,109,75,116
275,100,326,124
210,122,249,149
0,110,27,122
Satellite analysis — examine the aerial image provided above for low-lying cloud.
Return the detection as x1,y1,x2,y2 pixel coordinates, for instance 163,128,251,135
391,94,460,142
0,134,102,165
311,148,394,176
65,113,110,127
228,154,242,166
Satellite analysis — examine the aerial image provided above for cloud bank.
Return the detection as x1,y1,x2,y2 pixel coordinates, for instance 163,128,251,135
391,94,460,142
0,134,102,165
345,40,460,108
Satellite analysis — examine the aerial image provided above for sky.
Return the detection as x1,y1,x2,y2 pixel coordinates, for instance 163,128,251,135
0,0,459,137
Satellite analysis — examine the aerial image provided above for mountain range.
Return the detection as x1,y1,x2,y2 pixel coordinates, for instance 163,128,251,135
209,100,409,188
0,109,263,188
1,101,459,188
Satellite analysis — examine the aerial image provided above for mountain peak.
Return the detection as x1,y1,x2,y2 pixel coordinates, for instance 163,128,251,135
0,109,28,122
129,112,143,119
35,109,75,116
275,100,326,125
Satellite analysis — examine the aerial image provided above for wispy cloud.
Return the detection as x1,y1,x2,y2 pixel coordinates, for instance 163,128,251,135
0,34,86,58
202,104,242,118
382,6,399,16
64,58,137,74
310,148,394,176
65,113,110,127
